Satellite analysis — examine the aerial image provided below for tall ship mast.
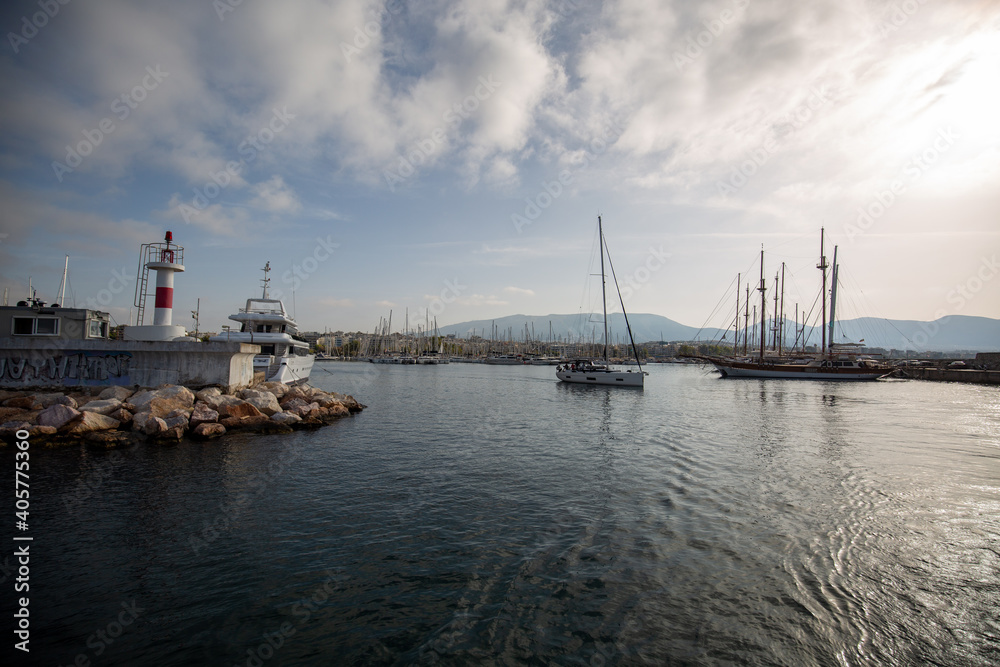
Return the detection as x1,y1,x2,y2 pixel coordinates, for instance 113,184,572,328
703,229,890,380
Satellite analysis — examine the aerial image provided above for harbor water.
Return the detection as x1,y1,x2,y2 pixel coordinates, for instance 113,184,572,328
5,363,999,665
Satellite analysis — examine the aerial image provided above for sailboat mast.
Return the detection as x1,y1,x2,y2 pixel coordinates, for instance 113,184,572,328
772,269,780,351
818,228,828,356
59,255,69,305
599,216,608,364
829,245,839,351
779,262,785,355
743,283,750,355
758,247,766,359
734,272,740,357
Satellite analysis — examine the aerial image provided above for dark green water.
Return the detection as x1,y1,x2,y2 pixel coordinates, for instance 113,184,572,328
4,363,999,665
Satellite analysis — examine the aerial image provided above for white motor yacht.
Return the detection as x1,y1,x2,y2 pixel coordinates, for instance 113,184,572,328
211,263,314,385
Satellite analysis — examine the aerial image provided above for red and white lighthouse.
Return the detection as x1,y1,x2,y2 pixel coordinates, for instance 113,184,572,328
148,231,184,326
124,231,192,341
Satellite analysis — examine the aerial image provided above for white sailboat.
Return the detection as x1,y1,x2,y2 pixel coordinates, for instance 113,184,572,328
556,216,647,387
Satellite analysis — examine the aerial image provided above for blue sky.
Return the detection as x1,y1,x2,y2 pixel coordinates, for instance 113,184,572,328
1,0,998,335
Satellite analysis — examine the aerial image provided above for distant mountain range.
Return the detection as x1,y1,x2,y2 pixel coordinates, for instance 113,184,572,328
437,313,1000,352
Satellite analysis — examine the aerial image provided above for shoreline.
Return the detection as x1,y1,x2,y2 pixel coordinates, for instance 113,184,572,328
0,382,365,446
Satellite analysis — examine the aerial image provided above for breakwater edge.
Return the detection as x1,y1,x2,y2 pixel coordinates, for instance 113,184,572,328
0,381,364,446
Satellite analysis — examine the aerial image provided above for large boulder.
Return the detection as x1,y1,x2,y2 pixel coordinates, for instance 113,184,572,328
0,407,31,423
195,387,223,403
143,416,168,436
98,386,134,402
0,421,31,437
314,393,345,409
271,411,302,425
294,402,320,417
79,398,123,415
157,425,186,440
218,401,263,419
3,395,42,410
192,422,226,439
280,396,310,412
130,385,195,413
37,404,82,430
241,390,281,416
131,412,151,432
162,409,189,431
147,396,193,419
108,408,133,426
35,393,72,408
198,392,243,412
258,382,289,399
0,423,56,439
62,412,120,434
74,395,105,408
220,414,272,431
189,402,219,428
84,431,135,446
281,386,313,403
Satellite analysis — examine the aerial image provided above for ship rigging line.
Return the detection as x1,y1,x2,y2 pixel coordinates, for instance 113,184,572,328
601,234,644,371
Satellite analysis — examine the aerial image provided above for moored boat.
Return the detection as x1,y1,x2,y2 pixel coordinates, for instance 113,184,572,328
210,262,314,385
706,229,890,381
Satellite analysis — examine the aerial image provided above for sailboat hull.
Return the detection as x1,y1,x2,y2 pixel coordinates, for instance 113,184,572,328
556,369,644,386
711,358,888,380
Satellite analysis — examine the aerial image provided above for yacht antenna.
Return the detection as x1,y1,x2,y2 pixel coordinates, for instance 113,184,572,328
260,262,271,299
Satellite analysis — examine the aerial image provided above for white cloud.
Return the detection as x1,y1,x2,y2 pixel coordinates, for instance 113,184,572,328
250,175,301,214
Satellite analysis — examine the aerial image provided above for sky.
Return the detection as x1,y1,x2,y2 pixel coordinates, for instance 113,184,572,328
1,0,998,336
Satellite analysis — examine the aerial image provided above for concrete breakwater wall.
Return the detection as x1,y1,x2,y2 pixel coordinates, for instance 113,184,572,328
0,339,258,393
0,382,364,445
895,367,1000,385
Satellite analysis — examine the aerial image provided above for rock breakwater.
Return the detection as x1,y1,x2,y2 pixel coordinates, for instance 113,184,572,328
0,382,365,446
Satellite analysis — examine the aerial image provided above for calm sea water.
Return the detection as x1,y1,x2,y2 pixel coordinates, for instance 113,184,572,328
4,363,999,665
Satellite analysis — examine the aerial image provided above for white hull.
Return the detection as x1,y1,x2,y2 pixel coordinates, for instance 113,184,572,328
556,369,644,387
254,354,314,385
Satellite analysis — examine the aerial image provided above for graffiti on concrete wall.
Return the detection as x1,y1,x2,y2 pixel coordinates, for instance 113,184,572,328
0,351,132,386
